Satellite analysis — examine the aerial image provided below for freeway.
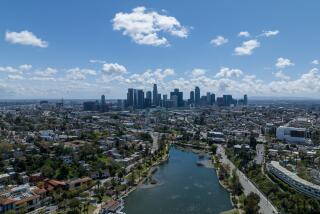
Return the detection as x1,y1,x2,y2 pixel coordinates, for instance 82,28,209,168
217,145,278,214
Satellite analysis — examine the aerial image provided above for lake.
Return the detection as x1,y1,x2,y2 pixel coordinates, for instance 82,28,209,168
123,146,233,214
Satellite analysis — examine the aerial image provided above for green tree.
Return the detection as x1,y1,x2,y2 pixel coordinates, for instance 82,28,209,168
210,144,218,155
57,164,69,180
41,164,55,178
68,198,81,213
244,192,260,214
230,169,242,196
218,164,229,180
128,172,136,186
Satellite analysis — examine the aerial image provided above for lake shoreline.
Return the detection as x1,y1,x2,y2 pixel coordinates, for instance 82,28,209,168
123,146,234,214
121,149,170,199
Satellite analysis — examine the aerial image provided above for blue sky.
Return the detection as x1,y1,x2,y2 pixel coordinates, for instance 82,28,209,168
1,0,320,99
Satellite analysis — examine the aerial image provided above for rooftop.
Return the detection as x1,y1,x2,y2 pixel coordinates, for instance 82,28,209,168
269,161,320,191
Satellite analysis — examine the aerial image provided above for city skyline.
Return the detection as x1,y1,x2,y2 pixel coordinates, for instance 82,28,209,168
2,2,320,214
81,84,248,112
126,84,247,109
1,0,320,99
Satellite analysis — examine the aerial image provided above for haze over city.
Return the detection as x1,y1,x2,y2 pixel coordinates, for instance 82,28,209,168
2,2,320,214
1,0,320,99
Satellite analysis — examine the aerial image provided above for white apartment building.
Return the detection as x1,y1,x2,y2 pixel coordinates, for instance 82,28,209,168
267,161,320,199
276,126,307,144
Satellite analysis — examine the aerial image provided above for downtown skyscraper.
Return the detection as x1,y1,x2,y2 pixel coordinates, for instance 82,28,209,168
153,84,158,106
124,84,247,110
195,86,200,106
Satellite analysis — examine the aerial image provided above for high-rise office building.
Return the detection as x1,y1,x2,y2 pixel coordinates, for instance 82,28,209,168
137,89,145,109
157,93,162,107
210,93,215,105
101,94,105,104
133,89,138,108
217,97,224,106
179,92,183,107
195,86,200,105
206,92,211,105
171,95,178,107
200,96,207,105
153,84,158,106
83,101,99,111
146,91,152,99
145,91,152,108
101,94,106,112
117,99,123,109
223,95,233,107
244,94,248,105
163,94,169,108
127,88,134,107
170,89,183,107
163,94,167,102
190,91,195,104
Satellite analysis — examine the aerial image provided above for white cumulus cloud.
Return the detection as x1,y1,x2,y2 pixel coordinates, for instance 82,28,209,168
210,36,228,46
192,68,206,77
260,30,279,37
234,40,260,55
34,67,57,77
312,59,319,65
5,30,48,48
215,67,243,78
163,68,175,76
65,68,97,80
103,68,175,88
0,66,19,73
276,57,295,69
89,59,106,64
102,63,127,75
273,70,291,81
0,64,32,74
8,75,24,80
19,64,32,71
3,63,320,99
112,6,189,46
29,76,56,81
238,31,250,37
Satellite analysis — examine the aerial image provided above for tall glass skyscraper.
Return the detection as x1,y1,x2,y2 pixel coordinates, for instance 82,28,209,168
127,88,134,107
153,84,158,106
195,86,200,105
190,91,195,104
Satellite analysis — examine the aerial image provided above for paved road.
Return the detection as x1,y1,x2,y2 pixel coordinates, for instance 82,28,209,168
217,145,278,214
